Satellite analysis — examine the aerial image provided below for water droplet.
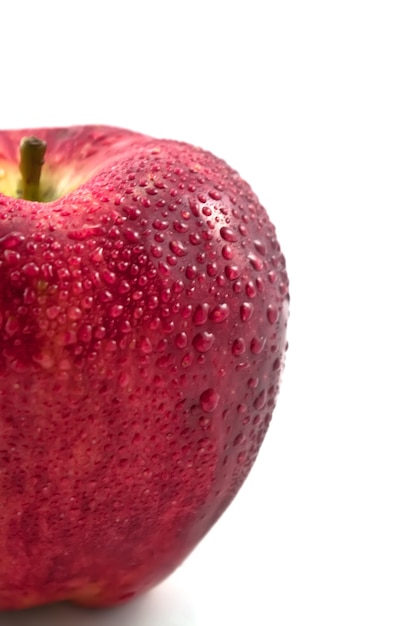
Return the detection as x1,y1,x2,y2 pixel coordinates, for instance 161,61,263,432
207,262,218,276
0,232,25,249
254,390,266,409
102,269,117,285
222,245,234,260
220,226,238,243
256,277,265,292
279,282,289,296
46,305,60,320
189,232,201,245
32,352,54,369
118,372,131,388
250,336,266,354
140,337,153,354
174,221,188,233
100,290,113,303
209,189,222,200
175,332,188,349
267,304,279,324
193,303,209,325
119,320,133,334
193,332,215,353
124,228,140,243
199,415,211,429
67,225,104,241
186,265,197,279
94,325,106,339
268,270,277,283
4,316,19,336
248,253,264,271
209,303,230,323
151,245,163,258
225,265,240,280
237,451,247,464
169,240,187,257
200,388,220,412
153,218,169,230
109,305,123,318
245,281,257,298
123,206,141,220
67,306,82,321
22,262,40,277
118,280,131,294
233,433,245,446
240,302,254,322
4,250,20,265
232,338,246,356
78,324,93,343
254,240,266,256
181,352,193,367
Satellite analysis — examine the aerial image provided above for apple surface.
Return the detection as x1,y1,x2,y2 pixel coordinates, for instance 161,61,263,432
0,126,289,609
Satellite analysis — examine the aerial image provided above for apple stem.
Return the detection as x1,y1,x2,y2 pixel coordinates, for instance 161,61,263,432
19,136,47,201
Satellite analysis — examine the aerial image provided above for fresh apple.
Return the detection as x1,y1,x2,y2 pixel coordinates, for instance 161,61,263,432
0,125,289,609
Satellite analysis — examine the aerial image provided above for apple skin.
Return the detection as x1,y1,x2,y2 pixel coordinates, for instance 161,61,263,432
0,126,289,609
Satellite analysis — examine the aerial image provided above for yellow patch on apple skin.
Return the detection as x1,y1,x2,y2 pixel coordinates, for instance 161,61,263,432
0,160,88,202
0,161,19,197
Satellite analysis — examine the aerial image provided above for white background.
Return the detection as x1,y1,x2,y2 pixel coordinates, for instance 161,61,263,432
1,1,418,624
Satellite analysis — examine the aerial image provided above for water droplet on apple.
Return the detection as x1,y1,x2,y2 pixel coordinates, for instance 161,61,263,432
32,352,54,369
267,304,279,324
67,306,82,321
237,451,247,464
222,245,234,260
205,262,217,277
193,303,209,325
185,265,197,279
220,226,238,243
200,388,220,412
152,218,169,230
250,336,266,354
240,302,254,322
233,433,245,446
225,265,240,280
22,262,40,277
231,338,246,356
268,269,277,283
46,305,60,320
254,240,266,256
208,303,230,323
248,253,263,271
78,324,93,343
192,332,215,353
254,389,267,410
139,337,153,354
102,269,117,285
169,240,187,257
175,332,188,349
124,228,140,243
4,250,20,265
0,232,25,249
245,281,257,298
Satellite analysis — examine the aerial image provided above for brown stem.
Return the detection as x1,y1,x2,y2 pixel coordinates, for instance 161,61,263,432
19,136,47,201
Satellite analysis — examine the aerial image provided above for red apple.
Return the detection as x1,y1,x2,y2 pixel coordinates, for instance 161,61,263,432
0,125,289,609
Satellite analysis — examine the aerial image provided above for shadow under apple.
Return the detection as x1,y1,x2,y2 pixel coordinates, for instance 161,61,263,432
0,581,196,626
